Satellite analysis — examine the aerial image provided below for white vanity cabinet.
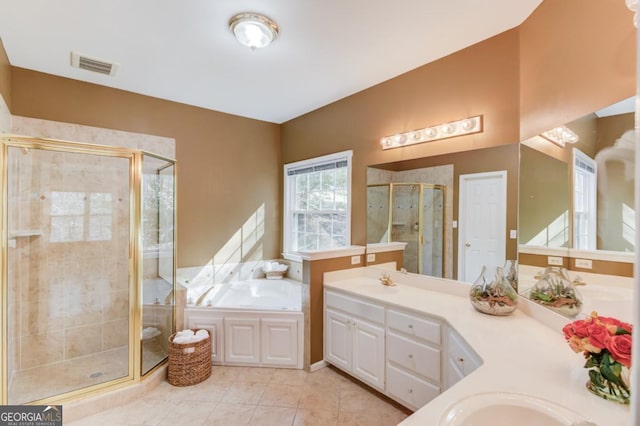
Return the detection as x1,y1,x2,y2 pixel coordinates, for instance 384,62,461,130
445,328,482,389
184,308,303,368
323,287,481,412
324,290,386,391
385,308,442,410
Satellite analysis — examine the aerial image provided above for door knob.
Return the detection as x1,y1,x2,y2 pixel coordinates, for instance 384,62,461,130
465,242,471,247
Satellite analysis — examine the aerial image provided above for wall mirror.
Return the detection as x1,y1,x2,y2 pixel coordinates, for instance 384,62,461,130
518,96,635,321
366,144,520,281
367,165,454,278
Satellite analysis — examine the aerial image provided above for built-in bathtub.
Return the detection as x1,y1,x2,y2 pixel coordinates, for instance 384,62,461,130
183,278,304,369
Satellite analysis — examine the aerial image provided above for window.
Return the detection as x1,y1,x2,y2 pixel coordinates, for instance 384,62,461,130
50,191,113,242
573,148,597,250
284,151,352,253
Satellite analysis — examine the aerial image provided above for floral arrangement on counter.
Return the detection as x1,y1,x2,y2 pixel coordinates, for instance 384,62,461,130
562,312,632,404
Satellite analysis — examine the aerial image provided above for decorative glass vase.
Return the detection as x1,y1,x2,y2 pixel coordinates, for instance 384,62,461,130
528,267,583,317
503,260,518,292
469,266,518,316
586,364,631,405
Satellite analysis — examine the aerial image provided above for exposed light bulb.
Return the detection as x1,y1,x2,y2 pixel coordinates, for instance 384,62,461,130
626,0,638,12
461,119,475,131
410,132,421,141
441,124,455,134
424,128,437,138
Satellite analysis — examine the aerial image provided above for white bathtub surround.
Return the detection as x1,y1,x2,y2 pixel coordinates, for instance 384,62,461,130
184,277,304,369
177,259,298,289
323,267,629,425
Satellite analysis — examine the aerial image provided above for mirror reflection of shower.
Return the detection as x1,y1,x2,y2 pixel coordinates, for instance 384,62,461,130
367,183,446,277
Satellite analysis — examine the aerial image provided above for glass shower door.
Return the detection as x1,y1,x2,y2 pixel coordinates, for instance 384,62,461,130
390,184,420,273
421,186,445,278
5,145,133,404
140,154,176,375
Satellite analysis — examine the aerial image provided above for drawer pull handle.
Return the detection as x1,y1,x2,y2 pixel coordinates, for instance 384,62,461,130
408,354,414,359
408,324,414,329
458,357,464,362
408,389,413,394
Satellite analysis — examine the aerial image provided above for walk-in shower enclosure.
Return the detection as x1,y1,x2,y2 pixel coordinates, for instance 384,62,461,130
0,135,176,405
367,183,445,277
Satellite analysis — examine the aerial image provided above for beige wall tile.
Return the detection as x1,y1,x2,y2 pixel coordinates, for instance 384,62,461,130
65,324,102,358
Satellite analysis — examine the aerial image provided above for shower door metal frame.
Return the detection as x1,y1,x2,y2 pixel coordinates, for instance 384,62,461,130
0,134,177,405
140,152,178,377
367,182,446,276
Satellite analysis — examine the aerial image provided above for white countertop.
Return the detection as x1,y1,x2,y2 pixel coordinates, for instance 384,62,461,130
323,267,631,426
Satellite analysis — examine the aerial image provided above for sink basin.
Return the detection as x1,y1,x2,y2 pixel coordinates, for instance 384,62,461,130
441,392,595,426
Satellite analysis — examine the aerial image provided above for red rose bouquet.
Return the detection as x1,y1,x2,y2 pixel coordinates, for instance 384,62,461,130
562,311,632,404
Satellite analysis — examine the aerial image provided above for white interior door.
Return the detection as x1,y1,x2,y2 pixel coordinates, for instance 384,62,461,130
458,171,507,282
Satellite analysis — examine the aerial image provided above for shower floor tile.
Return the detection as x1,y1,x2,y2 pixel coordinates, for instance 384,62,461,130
9,346,130,404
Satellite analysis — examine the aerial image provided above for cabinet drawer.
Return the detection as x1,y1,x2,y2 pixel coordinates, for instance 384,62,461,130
386,363,440,411
325,291,385,324
387,309,441,345
448,330,481,376
387,331,440,382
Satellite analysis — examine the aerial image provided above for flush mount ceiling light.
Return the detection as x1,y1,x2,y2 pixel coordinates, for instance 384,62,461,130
541,125,579,148
379,115,483,150
229,13,279,50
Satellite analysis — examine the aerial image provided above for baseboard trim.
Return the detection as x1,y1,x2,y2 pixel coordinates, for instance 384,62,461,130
309,360,328,372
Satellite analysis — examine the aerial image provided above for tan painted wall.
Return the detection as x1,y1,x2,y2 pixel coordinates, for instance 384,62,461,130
519,145,570,247
304,257,363,365
282,30,521,250
10,68,281,267
0,38,11,108
519,0,636,140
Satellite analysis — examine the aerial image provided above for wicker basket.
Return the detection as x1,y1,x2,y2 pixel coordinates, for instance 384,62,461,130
167,329,212,386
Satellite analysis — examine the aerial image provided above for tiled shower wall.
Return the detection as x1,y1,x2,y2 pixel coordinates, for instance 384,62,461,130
8,150,131,372
7,117,175,376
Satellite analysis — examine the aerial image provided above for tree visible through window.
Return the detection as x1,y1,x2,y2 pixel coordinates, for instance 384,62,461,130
284,151,352,252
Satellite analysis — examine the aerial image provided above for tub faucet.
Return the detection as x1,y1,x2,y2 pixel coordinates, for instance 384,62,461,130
379,272,396,286
164,289,174,305
196,286,216,306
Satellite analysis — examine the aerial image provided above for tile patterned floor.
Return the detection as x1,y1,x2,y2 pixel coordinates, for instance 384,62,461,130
68,365,412,425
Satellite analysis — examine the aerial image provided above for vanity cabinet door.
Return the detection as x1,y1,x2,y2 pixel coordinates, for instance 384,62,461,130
445,328,481,389
224,318,260,365
352,318,385,391
325,308,352,371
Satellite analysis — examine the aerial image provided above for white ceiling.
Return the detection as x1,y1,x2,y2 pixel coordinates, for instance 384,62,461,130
0,0,543,124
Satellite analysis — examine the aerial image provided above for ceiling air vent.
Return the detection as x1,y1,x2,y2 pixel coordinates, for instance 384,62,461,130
70,52,118,76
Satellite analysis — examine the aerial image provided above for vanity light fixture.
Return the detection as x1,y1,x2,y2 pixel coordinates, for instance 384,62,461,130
379,115,483,150
541,125,579,148
229,13,279,50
